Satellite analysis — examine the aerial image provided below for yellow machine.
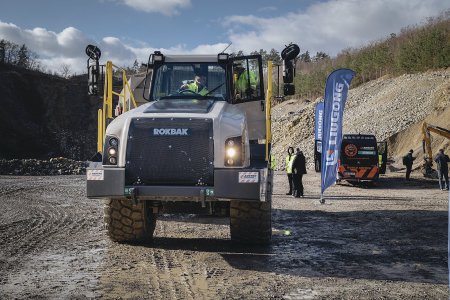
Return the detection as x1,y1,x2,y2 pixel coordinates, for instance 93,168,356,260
421,122,450,177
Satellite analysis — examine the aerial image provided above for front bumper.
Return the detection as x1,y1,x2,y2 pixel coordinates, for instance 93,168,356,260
87,165,268,201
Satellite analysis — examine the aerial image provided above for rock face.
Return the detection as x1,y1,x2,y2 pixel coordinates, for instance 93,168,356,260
0,64,98,160
271,69,450,171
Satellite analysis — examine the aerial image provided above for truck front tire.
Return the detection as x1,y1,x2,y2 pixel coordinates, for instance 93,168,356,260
104,199,156,242
230,200,272,245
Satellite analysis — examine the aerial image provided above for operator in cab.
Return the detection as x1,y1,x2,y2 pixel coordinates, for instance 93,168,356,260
233,63,257,99
180,74,209,96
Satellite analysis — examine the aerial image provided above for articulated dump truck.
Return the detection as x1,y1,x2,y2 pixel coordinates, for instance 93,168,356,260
85,46,275,244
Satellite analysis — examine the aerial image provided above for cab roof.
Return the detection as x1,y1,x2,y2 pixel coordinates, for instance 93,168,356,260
164,55,220,63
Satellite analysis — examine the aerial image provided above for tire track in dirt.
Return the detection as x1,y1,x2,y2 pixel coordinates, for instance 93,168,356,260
1,185,91,261
0,176,104,299
154,221,210,300
1,173,448,299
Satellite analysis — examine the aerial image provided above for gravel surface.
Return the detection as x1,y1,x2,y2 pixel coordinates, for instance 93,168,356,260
0,170,448,299
0,158,87,175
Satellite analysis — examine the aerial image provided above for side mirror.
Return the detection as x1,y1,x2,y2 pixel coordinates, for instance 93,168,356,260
283,60,294,84
281,43,300,96
88,63,99,96
85,45,101,96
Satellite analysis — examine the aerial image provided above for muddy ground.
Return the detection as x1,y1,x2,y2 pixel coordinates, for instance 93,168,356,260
0,170,448,299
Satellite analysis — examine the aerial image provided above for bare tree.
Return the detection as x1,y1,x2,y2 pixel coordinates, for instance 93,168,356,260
59,63,72,78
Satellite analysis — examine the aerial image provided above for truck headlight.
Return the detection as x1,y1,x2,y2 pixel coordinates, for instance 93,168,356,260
103,136,119,165
226,147,236,158
108,147,117,156
225,137,242,166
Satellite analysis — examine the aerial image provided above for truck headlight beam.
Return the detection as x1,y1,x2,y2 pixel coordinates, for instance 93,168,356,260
103,135,119,166
224,136,242,166
108,147,117,156
226,147,236,158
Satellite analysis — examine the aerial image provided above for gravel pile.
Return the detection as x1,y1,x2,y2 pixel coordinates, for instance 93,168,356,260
0,157,88,175
343,71,450,141
271,70,450,170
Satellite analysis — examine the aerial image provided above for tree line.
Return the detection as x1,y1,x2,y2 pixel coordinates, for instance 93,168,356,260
0,40,40,70
0,39,74,77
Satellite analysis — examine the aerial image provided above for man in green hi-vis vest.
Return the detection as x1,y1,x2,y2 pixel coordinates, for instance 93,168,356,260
181,75,209,96
285,147,296,195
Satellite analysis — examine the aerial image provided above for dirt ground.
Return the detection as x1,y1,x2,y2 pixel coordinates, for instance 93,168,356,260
0,170,448,299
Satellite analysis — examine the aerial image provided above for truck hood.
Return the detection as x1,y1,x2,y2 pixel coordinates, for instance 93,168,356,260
107,100,244,134
144,99,215,114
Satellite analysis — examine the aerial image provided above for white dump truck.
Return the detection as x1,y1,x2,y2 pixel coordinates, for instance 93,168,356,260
85,47,274,244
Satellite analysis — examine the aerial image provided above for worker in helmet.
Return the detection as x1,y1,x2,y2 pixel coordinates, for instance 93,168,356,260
233,63,257,99
285,147,295,195
434,149,449,190
180,74,209,96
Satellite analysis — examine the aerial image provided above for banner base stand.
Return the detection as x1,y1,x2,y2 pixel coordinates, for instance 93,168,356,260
320,194,325,204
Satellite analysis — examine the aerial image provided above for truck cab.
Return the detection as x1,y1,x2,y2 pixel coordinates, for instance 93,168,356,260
86,51,273,244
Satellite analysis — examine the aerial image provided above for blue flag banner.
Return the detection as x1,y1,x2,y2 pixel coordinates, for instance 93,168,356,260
315,101,324,141
320,69,356,195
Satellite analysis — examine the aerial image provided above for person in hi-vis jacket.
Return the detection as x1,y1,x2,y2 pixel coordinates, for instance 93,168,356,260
285,147,295,195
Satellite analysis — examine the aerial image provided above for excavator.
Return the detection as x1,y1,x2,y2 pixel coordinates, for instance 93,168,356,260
422,122,450,177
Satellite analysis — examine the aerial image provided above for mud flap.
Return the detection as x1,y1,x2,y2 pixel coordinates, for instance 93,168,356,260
214,169,267,200
86,164,125,198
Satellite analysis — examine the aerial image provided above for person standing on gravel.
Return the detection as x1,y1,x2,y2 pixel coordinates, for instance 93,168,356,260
285,147,295,195
434,149,449,190
270,152,276,170
403,149,416,181
292,149,307,198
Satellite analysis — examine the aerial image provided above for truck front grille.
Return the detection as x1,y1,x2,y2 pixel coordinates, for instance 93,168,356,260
125,118,214,186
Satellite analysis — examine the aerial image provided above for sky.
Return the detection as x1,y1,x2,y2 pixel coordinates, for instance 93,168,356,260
0,0,448,74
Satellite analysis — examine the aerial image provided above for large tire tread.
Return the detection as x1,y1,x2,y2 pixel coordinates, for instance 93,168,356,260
230,200,272,245
104,199,156,243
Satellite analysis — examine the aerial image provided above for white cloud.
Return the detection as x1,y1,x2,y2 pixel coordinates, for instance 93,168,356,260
0,21,131,74
0,20,228,75
223,0,449,56
190,43,231,54
115,0,191,16
0,21,93,74
0,0,447,75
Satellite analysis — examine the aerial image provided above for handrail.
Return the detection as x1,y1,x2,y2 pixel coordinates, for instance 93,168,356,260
97,61,138,153
265,61,273,161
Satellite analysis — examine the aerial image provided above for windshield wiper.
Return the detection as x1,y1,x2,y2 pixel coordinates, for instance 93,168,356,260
203,82,225,97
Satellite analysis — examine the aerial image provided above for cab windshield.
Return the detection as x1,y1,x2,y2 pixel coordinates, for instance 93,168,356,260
150,63,227,101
